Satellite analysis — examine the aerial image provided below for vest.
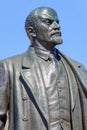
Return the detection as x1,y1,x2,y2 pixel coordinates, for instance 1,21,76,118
37,55,71,130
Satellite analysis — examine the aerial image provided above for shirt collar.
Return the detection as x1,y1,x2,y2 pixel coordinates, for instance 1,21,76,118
29,45,59,61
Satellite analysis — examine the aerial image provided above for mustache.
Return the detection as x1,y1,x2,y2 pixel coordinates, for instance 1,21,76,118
49,30,61,36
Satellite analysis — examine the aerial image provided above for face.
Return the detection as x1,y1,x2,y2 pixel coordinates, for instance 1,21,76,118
33,8,62,48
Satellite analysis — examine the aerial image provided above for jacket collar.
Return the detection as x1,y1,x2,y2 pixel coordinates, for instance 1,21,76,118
22,47,35,68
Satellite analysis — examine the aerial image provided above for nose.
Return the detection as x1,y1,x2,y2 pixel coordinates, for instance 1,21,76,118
52,21,60,30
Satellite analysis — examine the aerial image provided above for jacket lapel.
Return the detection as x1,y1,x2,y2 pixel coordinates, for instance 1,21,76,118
20,47,49,128
58,53,77,111
59,50,87,110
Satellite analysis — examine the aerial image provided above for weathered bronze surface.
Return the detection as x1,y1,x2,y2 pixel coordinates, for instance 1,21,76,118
0,7,87,130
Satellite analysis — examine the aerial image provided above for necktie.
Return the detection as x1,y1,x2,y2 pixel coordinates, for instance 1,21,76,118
49,53,59,74
45,53,59,88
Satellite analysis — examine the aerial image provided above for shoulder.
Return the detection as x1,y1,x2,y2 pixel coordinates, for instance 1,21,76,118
58,50,85,69
58,50,87,82
0,54,22,65
0,52,27,72
65,55,86,71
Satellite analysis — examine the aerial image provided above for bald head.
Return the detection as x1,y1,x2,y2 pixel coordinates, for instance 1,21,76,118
25,7,57,33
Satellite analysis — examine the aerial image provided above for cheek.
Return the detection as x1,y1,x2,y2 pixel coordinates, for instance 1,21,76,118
38,23,49,32
38,29,49,38
35,24,50,38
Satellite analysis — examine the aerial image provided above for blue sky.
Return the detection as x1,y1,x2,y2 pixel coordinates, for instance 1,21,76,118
0,0,87,68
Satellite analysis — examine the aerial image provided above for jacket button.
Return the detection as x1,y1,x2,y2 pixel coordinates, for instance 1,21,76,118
22,116,28,121
60,109,64,113
78,65,81,68
22,96,28,100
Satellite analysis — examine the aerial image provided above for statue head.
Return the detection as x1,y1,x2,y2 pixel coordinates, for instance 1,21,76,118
25,7,62,49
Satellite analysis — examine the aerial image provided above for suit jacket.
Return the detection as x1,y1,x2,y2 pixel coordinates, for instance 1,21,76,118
0,47,87,130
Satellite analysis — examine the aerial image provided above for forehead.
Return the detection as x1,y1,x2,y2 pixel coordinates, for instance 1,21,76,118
37,8,58,21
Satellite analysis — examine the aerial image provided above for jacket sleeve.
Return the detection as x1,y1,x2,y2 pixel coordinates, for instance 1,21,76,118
0,62,9,130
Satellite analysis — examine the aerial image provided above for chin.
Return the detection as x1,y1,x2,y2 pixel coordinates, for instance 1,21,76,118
50,36,63,44
52,38,63,45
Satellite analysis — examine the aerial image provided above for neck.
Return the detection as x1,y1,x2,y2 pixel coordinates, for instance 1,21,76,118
32,39,55,51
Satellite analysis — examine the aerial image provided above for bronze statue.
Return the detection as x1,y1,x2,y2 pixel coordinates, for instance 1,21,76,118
0,7,87,130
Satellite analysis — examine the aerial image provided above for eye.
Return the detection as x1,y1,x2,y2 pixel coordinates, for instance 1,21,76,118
45,19,53,25
56,20,59,24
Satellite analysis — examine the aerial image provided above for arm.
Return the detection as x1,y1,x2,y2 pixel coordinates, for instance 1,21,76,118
0,62,9,130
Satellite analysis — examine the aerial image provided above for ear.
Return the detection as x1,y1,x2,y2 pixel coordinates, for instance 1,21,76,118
27,26,36,38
